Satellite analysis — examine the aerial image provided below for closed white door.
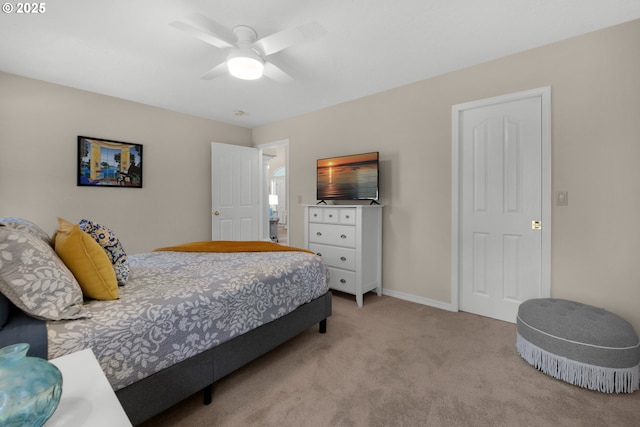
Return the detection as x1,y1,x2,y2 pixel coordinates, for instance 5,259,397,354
211,142,261,240
452,88,551,323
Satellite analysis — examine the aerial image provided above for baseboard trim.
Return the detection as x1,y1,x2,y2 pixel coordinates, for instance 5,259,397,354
382,289,455,312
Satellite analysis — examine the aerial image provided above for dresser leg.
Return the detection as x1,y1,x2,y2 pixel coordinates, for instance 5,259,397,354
356,294,363,307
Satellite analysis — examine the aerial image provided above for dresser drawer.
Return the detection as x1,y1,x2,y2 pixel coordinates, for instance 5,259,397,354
327,267,356,294
308,223,355,247
308,207,325,222
322,208,340,223
339,208,356,224
309,243,356,270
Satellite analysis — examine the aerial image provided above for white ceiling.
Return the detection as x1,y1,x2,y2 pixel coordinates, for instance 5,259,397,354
1,0,639,128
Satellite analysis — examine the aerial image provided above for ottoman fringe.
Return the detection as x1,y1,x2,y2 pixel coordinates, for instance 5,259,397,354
516,333,640,393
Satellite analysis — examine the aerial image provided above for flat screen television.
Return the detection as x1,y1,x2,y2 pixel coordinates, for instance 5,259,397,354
317,151,379,201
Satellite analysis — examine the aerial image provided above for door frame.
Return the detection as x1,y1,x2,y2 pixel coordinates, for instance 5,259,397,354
256,139,290,244
450,87,552,313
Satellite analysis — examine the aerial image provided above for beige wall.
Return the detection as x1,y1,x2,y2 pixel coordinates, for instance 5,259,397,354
2,19,639,332
0,72,252,253
253,19,640,331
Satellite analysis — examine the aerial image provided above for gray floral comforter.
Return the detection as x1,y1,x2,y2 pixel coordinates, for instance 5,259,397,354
46,250,328,391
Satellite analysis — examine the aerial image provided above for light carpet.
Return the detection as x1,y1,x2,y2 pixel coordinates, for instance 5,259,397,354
140,292,640,426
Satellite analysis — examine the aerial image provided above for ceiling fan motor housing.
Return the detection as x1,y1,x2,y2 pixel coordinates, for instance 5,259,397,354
232,25,258,44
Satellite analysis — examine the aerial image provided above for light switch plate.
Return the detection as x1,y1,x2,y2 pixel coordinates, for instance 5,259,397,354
556,191,568,206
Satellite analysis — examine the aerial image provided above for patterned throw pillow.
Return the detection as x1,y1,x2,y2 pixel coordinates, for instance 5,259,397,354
0,217,52,246
0,226,85,321
79,219,129,286
54,218,118,300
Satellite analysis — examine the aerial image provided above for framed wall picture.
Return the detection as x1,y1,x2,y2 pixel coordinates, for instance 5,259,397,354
77,136,143,188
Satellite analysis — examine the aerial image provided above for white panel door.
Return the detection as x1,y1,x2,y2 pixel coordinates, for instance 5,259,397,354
454,89,550,323
211,142,261,240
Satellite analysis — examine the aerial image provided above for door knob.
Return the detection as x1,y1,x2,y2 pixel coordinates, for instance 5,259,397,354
214,210,221,216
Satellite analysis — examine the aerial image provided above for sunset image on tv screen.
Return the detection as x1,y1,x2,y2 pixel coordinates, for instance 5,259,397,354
317,152,378,200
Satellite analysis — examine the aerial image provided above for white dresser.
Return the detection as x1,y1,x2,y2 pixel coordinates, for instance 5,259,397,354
304,205,383,306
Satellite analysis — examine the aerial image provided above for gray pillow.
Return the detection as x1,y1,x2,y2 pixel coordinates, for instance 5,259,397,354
0,227,85,321
0,217,52,246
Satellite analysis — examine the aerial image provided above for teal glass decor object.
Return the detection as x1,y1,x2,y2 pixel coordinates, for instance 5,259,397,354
0,343,63,427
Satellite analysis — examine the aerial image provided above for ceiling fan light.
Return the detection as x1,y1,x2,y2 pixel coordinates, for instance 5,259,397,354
227,53,264,80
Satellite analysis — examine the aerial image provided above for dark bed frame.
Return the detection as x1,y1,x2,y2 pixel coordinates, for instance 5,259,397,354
0,292,331,426
115,291,332,425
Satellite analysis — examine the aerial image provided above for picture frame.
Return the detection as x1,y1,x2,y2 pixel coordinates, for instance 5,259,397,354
77,136,143,188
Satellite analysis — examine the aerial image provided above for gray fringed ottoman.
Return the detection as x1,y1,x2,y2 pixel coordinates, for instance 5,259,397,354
516,298,640,393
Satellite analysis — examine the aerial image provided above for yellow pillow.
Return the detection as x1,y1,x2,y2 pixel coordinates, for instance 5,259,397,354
54,218,118,300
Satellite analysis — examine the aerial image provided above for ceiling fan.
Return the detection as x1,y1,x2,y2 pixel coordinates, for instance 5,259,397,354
171,13,325,82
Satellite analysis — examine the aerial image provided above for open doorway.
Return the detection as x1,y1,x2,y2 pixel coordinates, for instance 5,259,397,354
258,140,289,245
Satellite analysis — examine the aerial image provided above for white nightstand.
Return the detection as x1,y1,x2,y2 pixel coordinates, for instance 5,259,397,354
45,349,132,427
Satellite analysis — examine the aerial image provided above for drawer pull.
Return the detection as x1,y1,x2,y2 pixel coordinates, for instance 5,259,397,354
316,252,322,257
340,234,347,239
316,232,322,236
345,215,350,219
328,214,333,218
340,279,347,284
340,256,347,262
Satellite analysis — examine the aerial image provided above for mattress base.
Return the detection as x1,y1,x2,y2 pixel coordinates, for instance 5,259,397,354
116,291,332,425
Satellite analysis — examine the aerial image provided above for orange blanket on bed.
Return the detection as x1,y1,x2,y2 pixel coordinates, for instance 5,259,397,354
154,240,314,254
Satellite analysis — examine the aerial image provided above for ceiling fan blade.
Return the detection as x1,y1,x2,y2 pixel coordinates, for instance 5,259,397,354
170,14,234,49
254,22,325,56
262,62,293,83
183,13,235,44
200,62,228,80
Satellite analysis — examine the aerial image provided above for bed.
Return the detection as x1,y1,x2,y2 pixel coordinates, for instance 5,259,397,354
0,218,331,425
